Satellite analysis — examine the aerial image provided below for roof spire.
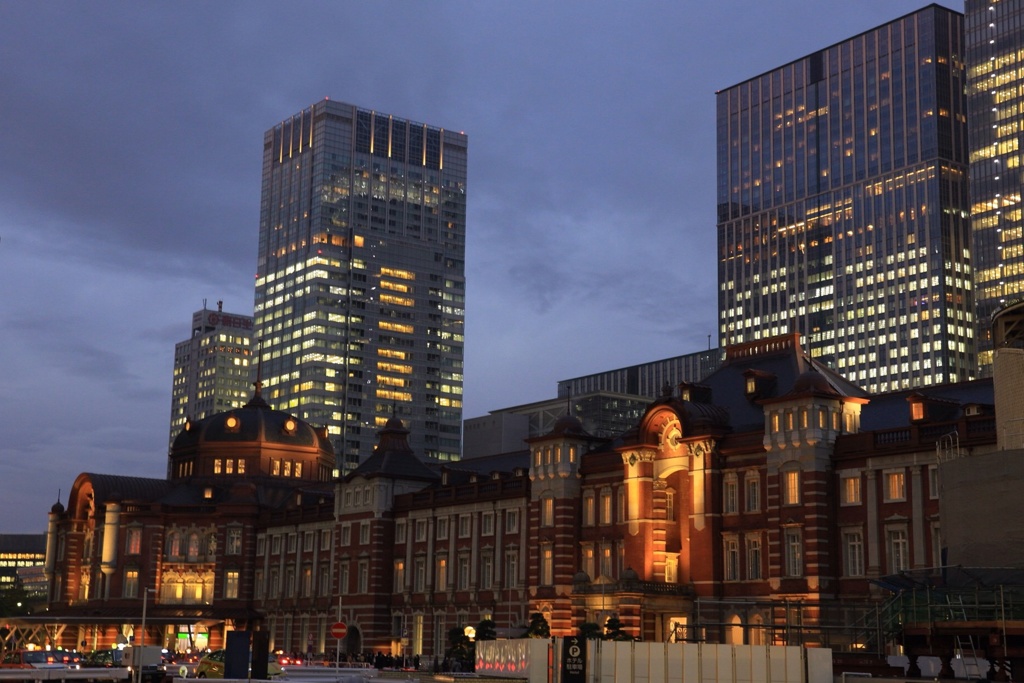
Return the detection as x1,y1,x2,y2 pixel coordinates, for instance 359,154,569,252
245,338,270,408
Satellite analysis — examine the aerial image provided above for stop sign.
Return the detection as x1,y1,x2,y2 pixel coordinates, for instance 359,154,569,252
330,621,348,639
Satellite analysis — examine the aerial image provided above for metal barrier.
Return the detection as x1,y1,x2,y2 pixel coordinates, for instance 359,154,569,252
0,670,130,681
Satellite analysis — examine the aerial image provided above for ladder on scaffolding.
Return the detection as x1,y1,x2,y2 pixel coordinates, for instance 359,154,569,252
948,594,983,679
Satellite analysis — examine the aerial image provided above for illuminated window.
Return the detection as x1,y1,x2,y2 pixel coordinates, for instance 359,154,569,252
123,569,138,598
541,497,554,527
541,545,554,586
394,560,405,590
225,570,239,599
885,471,906,502
841,475,862,505
434,558,446,590
782,469,800,505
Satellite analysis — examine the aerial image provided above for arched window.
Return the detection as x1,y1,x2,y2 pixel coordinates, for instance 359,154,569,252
749,614,765,646
167,531,181,559
725,614,744,645
187,533,200,561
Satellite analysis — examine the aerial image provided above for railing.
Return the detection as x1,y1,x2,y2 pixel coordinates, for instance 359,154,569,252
0,670,129,681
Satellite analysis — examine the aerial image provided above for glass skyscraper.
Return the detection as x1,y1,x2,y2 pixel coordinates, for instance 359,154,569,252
169,302,253,452
254,100,468,470
966,0,1024,374
717,5,974,392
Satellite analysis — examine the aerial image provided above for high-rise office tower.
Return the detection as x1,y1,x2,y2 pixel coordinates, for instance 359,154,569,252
717,5,975,392
169,302,254,449
254,100,468,471
966,0,1024,374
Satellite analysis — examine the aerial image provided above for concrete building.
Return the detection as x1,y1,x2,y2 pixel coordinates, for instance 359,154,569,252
0,534,45,598
464,392,648,458
556,348,722,399
466,349,722,459
966,0,1024,373
169,302,253,451
253,100,468,471
717,4,975,392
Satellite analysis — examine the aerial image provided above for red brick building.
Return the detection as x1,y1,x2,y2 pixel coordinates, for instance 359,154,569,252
35,333,999,668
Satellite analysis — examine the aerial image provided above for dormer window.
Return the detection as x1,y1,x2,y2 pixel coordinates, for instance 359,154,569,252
743,370,776,399
908,395,927,422
224,414,240,433
282,418,298,435
679,382,712,403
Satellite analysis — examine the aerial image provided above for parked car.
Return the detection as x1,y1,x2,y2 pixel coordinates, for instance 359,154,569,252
0,649,73,669
85,649,125,668
195,650,282,679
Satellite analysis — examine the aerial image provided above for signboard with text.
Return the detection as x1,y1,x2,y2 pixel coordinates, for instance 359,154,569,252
561,636,586,683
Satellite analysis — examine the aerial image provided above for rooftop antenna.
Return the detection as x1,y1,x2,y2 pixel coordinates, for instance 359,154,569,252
202,298,207,310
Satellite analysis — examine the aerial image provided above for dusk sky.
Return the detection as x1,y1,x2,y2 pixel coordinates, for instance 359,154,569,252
0,1,953,532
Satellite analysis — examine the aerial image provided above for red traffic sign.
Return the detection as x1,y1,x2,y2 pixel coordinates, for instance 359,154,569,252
330,621,348,639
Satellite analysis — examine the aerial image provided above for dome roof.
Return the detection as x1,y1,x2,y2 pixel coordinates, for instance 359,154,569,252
172,396,324,451
790,370,841,397
169,388,334,483
549,413,585,437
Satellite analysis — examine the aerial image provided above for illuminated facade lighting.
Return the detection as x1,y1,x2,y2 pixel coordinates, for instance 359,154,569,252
716,5,975,393
966,0,1024,374
254,101,468,470
170,302,253,452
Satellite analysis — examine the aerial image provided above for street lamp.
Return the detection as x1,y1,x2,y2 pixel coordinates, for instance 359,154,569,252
137,588,156,683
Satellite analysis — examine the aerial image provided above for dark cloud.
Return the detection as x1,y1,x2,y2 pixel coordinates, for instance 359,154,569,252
0,0,953,531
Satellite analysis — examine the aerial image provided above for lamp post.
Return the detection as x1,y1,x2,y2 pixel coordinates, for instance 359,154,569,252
138,588,156,683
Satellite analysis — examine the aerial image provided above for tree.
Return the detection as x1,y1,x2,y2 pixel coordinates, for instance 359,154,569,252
603,616,634,641
525,612,550,638
445,626,473,672
578,622,603,640
475,619,497,641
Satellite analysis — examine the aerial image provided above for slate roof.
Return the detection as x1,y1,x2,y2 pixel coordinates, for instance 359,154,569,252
676,334,867,433
345,416,439,483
